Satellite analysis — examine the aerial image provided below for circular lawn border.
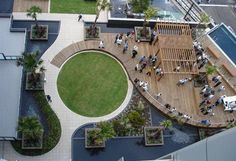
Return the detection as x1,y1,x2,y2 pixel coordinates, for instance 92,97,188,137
57,51,129,117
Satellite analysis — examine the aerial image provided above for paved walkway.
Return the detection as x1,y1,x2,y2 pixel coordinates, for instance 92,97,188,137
1,12,133,161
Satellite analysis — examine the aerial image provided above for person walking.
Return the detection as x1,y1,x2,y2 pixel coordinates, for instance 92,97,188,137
123,40,128,53
214,81,222,88
131,45,138,58
78,14,82,22
173,65,181,72
156,93,162,99
98,41,105,48
218,85,225,92
114,34,119,44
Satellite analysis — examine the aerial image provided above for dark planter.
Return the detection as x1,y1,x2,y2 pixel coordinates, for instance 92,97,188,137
85,128,105,149
22,133,43,149
193,72,208,87
135,26,151,42
144,126,164,146
30,25,48,41
25,72,44,90
84,26,101,40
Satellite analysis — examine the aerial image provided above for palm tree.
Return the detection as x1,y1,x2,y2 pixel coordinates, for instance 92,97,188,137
17,117,43,140
160,120,172,130
91,0,111,35
142,6,158,36
17,51,44,73
27,6,42,29
17,51,45,88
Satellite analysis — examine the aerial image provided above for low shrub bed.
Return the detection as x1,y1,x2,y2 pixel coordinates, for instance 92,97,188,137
11,91,61,156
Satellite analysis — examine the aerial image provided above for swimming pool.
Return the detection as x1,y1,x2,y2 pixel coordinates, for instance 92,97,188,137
208,24,236,66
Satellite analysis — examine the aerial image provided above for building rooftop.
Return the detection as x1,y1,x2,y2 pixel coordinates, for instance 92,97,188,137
0,17,25,56
0,61,22,138
165,127,236,161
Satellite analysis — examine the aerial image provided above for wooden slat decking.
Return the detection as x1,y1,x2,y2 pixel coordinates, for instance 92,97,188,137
51,32,236,128
13,0,49,13
155,23,198,74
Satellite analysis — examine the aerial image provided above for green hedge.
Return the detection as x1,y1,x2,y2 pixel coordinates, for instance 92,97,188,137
11,91,62,156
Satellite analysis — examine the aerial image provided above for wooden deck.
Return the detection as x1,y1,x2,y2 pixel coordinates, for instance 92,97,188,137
51,32,236,128
13,0,49,13
154,23,198,75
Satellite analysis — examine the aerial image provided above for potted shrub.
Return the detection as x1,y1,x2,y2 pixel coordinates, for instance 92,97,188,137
85,0,111,40
17,51,45,90
17,117,43,149
135,6,157,42
144,126,164,146
27,6,48,40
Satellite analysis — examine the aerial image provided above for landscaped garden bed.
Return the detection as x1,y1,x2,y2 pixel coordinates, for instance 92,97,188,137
30,25,48,40
92,89,152,137
135,26,151,42
11,91,61,156
144,126,164,146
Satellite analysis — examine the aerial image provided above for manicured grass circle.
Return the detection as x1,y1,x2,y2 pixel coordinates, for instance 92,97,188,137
57,52,128,117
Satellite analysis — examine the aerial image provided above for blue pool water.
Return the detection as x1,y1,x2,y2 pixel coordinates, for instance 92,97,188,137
209,24,236,65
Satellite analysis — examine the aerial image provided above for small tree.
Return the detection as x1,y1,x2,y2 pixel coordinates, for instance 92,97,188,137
196,12,210,29
128,111,145,128
91,0,111,35
142,6,158,36
130,0,150,13
160,120,172,130
27,6,42,29
17,51,45,89
17,51,44,73
18,117,43,140
206,65,217,75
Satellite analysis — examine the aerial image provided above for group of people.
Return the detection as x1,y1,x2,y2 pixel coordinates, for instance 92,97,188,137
177,78,192,86
194,41,209,70
199,75,227,116
164,104,192,121
134,78,148,92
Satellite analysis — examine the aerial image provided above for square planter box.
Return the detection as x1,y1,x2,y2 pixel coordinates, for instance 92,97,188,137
135,26,151,42
30,25,48,41
22,133,43,149
25,72,44,90
84,26,101,40
144,126,164,146
85,128,105,149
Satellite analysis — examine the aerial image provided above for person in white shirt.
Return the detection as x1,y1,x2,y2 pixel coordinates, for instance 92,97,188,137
98,41,105,48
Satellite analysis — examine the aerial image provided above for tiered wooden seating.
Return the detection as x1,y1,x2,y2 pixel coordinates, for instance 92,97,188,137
207,45,221,59
223,63,236,77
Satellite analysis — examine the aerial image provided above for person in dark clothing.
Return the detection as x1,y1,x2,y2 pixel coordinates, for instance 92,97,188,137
78,14,82,21
46,95,52,102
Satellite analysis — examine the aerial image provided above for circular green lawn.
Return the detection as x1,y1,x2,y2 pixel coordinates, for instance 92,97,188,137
57,51,128,117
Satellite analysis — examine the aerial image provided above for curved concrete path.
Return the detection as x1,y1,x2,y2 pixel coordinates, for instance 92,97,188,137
2,12,134,161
